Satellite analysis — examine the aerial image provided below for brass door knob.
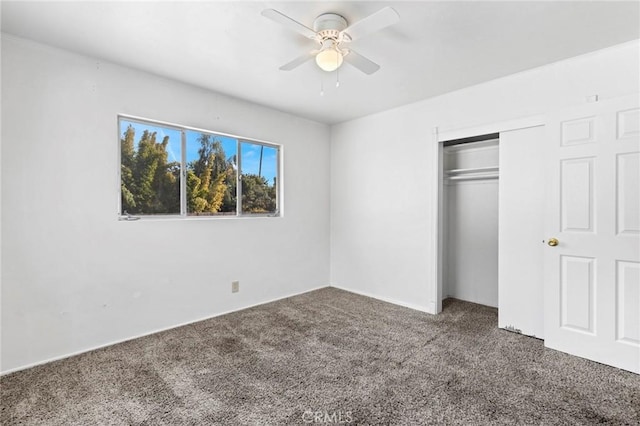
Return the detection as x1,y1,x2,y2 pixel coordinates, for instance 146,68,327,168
548,238,559,247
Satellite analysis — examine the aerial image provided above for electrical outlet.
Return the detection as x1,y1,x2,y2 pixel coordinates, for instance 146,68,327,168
231,281,239,293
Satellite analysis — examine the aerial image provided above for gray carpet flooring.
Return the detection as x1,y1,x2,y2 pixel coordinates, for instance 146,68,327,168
1,287,639,425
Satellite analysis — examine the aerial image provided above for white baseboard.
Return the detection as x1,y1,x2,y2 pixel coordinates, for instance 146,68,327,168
1,285,330,376
330,284,434,314
2,284,437,375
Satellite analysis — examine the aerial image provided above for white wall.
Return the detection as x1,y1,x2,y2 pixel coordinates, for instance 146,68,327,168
445,180,499,307
1,35,331,373
330,40,640,314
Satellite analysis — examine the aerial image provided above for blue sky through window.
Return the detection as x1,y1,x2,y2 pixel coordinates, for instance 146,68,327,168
241,142,277,185
121,120,182,162
120,120,277,183
185,129,237,167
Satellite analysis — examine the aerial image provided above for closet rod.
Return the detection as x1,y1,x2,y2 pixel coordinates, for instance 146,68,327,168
445,174,499,182
446,166,499,175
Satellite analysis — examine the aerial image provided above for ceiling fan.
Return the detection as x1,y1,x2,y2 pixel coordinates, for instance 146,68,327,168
262,7,400,75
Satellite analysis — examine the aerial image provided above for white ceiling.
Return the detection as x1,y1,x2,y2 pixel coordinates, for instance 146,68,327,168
2,1,639,124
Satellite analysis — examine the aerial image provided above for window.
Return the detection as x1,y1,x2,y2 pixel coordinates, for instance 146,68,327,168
119,117,280,218
239,141,279,214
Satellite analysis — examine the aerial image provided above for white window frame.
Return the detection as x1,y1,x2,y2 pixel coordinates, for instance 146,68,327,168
117,114,282,220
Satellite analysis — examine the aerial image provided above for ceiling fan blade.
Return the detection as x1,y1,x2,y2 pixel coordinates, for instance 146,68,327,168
343,49,380,75
342,7,400,41
280,52,315,71
262,9,317,40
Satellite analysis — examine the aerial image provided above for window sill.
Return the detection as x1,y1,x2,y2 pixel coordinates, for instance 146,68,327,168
118,214,281,222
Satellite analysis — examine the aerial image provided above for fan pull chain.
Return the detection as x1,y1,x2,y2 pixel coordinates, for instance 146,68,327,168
336,65,340,88
320,79,324,96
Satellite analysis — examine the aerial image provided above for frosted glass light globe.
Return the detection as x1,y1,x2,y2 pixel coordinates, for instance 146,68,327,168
315,48,343,72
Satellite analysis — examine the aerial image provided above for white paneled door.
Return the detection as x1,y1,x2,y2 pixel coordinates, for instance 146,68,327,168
544,95,640,373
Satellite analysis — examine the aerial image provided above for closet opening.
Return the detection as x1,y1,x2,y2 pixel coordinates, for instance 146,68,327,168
441,133,500,310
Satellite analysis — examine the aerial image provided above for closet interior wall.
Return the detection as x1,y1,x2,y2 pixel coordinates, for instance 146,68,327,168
443,139,500,308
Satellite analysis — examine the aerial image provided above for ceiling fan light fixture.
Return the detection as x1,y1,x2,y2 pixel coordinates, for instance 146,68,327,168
315,48,343,72
263,7,399,75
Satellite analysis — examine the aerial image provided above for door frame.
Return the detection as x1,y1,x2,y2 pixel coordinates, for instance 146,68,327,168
432,114,544,313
